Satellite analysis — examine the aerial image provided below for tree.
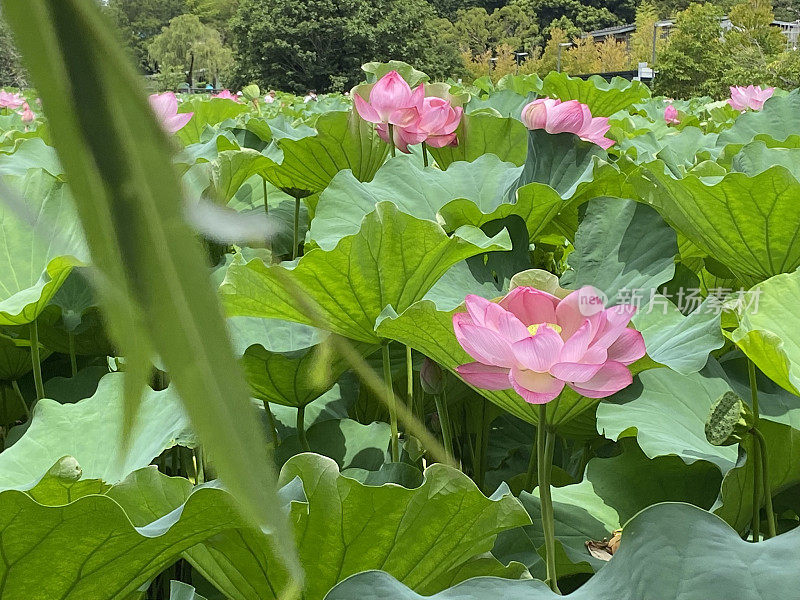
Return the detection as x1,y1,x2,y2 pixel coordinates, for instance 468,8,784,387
628,1,667,66
451,8,493,55
772,0,800,20
148,13,233,86
103,0,187,72
186,0,238,41
653,3,733,98
0,17,26,88
230,0,461,93
726,0,788,85
531,0,621,33
490,2,541,52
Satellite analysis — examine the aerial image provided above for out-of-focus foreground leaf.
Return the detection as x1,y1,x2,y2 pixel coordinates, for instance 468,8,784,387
0,0,300,586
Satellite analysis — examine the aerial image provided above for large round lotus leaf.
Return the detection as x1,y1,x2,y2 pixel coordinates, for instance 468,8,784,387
0,372,194,491
220,202,511,344
636,164,800,282
0,169,87,325
325,502,800,600
726,269,800,396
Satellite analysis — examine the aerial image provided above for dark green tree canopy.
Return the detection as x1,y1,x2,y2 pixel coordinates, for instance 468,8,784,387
230,0,461,93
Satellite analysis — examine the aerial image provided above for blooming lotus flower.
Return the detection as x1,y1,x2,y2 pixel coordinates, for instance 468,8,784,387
0,90,25,110
664,104,680,124
212,89,239,101
453,286,645,404
149,92,193,134
521,97,614,150
728,85,774,111
353,70,424,128
403,95,462,148
18,102,35,123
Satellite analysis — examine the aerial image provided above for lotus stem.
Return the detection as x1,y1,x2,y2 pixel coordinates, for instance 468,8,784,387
538,404,561,594
382,341,400,462
388,124,397,158
434,390,454,464
422,142,429,167
262,178,268,215
29,320,44,403
296,404,310,452
475,401,490,491
195,446,205,484
263,400,279,447
752,428,776,539
11,380,30,420
68,332,78,377
751,431,762,541
406,345,414,409
748,359,774,540
524,437,537,492
292,194,301,260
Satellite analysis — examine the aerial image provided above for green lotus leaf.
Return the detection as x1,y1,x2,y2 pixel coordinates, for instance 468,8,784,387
183,453,530,600
0,331,32,382
310,154,522,250
561,197,677,305
725,269,800,396
539,72,651,117
0,137,63,177
730,140,800,179
176,97,251,145
597,364,739,472
259,109,388,198
0,372,194,491
635,164,800,282
227,316,376,407
220,202,511,343
325,502,800,600
466,90,533,119
169,581,208,600
494,441,722,580
0,465,249,599
428,113,528,170
0,169,87,325
508,131,608,201
361,60,429,87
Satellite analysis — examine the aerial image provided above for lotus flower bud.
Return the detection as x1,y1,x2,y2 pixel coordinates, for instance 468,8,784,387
420,357,445,395
705,391,754,446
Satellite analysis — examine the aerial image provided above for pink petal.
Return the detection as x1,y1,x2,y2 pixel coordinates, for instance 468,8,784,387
555,286,606,339
509,366,565,404
456,362,511,390
591,304,637,349
499,287,559,327
453,315,516,367
559,319,598,363
567,362,632,398
606,328,646,365
354,93,382,123
370,71,412,122
550,361,605,383
425,132,457,148
511,327,563,372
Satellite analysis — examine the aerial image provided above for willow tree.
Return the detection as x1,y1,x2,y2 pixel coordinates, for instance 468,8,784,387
148,13,232,86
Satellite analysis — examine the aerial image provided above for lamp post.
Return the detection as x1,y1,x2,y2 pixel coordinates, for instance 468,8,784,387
513,51,529,74
557,42,572,73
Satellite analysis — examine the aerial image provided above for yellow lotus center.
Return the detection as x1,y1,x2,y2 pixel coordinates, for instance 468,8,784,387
528,322,562,336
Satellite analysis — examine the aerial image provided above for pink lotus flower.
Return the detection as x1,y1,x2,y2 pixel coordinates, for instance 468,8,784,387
728,85,774,111
664,104,680,124
453,286,645,404
375,94,463,153
18,102,35,123
403,95,462,148
212,89,239,101
0,90,25,110
354,70,424,128
521,98,614,150
149,92,193,134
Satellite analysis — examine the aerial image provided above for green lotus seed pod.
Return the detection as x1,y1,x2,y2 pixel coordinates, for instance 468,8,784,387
705,391,754,446
241,84,261,102
47,455,83,482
